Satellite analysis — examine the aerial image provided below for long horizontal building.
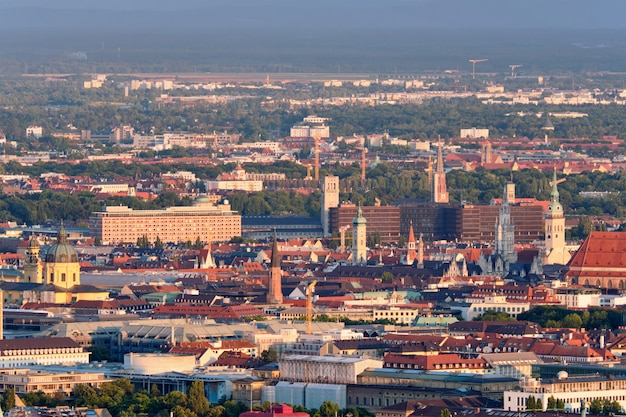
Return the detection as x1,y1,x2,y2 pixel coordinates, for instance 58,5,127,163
89,196,241,245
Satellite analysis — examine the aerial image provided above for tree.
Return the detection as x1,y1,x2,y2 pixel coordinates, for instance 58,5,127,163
261,347,278,363
188,380,210,417
475,310,514,321
535,399,543,411
439,409,452,417
526,396,536,411
2,388,16,411
154,235,164,249
562,313,583,329
547,396,556,410
137,235,150,248
556,399,565,411
320,401,340,417
150,384,161,398
381,272,394,283
590,399,603,415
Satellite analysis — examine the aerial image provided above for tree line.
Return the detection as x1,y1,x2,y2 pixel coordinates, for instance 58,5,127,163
6,378,369,417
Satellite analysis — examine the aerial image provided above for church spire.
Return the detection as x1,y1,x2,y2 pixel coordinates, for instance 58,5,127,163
432,138,449,203
268,228,283,304
549,167,561,210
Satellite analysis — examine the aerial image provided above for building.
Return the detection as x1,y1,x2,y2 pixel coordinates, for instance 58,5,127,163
494,182,518,265
352,207,367,265
279,355,382,384
543,169,571,265
460,128,489,139
356,368,518,406
89,196,241,245
290,125,330,138
268,232,283,305
461,294,530,321
432,141,449,203
397,201,458,241
42,225,81,291
504,373,626,413
459,203,544,243
383,353,492,374
330,204,401,244
321,176,339,237
240,404,309,417
0,337,90,367
206,165,263,192
0,368,109,397
565,232,626,289
26,126,43,139
479,352,542,380
242,216,323,240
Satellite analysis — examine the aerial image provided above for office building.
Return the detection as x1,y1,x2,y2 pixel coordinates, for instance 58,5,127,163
89,196,241,245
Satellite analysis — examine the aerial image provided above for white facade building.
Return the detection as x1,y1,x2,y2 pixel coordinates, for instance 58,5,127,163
504,374,626,413
0,337,90,368
279,355,382,384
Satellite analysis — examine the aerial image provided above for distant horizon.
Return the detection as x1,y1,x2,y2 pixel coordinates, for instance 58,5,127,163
1,0,626,74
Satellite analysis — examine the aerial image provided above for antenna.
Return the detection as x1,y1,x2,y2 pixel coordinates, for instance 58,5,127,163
469,59,488,80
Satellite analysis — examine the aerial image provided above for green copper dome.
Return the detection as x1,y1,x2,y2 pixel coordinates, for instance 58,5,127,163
45,226,78,263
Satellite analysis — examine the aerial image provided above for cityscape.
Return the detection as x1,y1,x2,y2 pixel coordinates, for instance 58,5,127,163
3,2,626,417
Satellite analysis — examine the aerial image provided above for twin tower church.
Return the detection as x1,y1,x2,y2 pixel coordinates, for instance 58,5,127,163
5,226,108,304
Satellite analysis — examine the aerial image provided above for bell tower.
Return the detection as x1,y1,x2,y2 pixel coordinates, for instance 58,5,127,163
23,235,43,283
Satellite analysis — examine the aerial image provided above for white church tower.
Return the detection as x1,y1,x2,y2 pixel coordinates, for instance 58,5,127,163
543,168,571,265
352,206,368,265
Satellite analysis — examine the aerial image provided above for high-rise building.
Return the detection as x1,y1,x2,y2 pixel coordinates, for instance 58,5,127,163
330,204,401,243
267,231,283,304
321,175,339,237
494,182,517,264
543,169,570,265
352,207,368,265
432,140,449,203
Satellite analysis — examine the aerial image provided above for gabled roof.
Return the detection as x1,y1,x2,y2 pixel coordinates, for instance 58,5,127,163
568,231,626,271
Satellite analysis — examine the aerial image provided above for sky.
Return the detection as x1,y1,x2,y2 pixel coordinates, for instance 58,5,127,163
1,0,625,30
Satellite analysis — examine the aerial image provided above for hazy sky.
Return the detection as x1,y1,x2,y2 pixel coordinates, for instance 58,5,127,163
1,0,626,30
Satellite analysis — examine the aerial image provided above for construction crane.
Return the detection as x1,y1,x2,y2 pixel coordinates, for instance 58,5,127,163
469,59,488,80
306,280,317,335
509,64,522,78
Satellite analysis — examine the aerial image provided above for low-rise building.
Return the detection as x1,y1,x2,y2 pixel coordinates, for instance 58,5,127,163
504,373,626,413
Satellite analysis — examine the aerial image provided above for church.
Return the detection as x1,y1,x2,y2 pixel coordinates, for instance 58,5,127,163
2,226,109,305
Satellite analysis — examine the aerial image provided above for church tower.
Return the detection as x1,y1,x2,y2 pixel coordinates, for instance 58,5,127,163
417,233,424,268
321,175,339,237
495,182,517,265
267,230,283,304
23,235,43,283
543,168,570,265
352,206,367,265
43,226,80,290
405,221,416,265
432,140,449,203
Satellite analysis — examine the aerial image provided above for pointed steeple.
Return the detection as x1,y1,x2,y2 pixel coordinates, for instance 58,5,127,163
436,137,444,173
432,138,449,203
550,167,561,209
270,228,281,268
268,228,283,304
406,220,416,265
